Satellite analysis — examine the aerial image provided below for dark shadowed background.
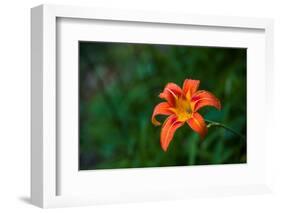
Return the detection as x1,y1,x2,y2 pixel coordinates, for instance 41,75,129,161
79,41,246,170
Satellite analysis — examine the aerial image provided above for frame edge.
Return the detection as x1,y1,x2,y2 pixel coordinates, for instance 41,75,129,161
31,5,44,208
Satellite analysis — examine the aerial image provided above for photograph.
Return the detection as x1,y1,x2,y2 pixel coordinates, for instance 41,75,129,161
79,41,247,170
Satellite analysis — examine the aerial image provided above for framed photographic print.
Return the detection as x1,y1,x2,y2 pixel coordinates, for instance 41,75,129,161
31,4,274,208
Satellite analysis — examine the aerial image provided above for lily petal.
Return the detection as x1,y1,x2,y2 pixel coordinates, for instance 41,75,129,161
161,115,184,151
151,102,173,126
159,83,183,106
187,112,207,139
183,79,200,97
191,90,221,112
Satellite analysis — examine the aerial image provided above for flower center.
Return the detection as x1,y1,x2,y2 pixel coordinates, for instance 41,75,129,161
172,97,192,122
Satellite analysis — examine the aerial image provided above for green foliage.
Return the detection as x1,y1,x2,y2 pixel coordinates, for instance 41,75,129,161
79,42,247,170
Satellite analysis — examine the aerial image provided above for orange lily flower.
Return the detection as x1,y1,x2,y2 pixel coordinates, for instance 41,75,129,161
151,79,221,151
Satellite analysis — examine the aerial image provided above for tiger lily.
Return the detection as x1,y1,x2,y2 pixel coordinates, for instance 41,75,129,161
152,79,221,151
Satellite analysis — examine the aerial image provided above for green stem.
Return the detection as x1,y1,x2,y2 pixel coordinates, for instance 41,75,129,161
205,119,246,141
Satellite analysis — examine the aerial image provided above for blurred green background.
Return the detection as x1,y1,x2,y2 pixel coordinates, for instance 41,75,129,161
79,41,246,170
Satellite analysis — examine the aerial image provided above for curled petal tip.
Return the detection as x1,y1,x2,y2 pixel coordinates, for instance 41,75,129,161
151,102,173,126
152,118,161,126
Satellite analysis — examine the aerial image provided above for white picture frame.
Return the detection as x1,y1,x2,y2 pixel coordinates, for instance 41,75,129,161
31,4,274,208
